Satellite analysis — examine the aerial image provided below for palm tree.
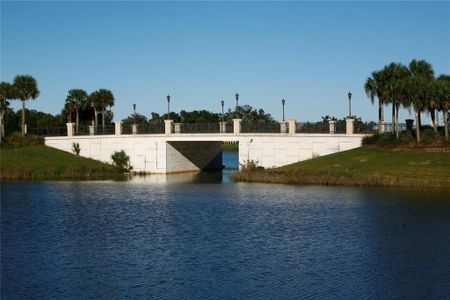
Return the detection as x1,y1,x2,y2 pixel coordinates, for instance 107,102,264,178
401,77,427,143
12,75,39,135
383,63,410,138
364,71,386,133
89,89,115,132
66,89,88,133
0,82,14,140
436,75,450,141
409,59,435,132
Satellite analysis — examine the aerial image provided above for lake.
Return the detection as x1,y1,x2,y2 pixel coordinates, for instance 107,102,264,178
1,151,449,299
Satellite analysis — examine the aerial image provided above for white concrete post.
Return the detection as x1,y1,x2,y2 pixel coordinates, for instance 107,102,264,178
174,123,181,134
114,121,122,135
22,124,27,135
220,122,227,133
329,120,336,134
233,119,242,134
280,122,288,134
288,119,296,135
132,124,138,135
380,121,385,134
164,120,174,135
66,123,75,137
346,118,355,135
89,125,95,135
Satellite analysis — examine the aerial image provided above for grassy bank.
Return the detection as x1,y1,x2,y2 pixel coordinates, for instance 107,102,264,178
231,147,450,189
0,145,123,180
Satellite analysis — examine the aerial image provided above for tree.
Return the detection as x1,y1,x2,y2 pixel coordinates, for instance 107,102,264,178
89,89,115,132
12,75,40,135
409,59,435,132
0,82,13,140
436,75,450,141
65,89,88,133
364,71,387,133
382,63,410,139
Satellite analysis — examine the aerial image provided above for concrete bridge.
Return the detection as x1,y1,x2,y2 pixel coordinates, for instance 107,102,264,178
45,118,367,173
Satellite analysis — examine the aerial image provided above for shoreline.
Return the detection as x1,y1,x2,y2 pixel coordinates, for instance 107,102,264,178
231,146,450,190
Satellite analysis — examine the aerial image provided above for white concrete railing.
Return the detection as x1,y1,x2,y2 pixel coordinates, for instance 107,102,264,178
65,118,358,137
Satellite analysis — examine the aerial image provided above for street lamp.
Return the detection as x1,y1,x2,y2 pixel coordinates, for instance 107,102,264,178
167,94,171,119
235,92,239,118
221,99,224,122
133,103,136,123
281,98,286,122
347,91,352,117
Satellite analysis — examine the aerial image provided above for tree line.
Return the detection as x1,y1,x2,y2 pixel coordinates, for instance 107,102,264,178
364,59,450,142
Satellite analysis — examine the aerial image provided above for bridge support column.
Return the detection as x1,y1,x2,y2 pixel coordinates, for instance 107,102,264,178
380,121,385,134
233,119,242,134
174,123,182,134
280,122,288,133
114,121,122,135
288,119,296,135
165,120,174,135
329,120,336,134
66,123,75,137
220,122,227,133
346,118,355,135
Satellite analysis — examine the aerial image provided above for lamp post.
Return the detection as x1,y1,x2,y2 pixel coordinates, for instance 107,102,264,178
167,94,171,119
347,91,352,117
235,92,239,118
133,103,136,123
221,99,224,122
281,98,286,122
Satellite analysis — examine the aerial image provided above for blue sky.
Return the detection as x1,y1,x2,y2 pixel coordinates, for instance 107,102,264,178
1,1,449,122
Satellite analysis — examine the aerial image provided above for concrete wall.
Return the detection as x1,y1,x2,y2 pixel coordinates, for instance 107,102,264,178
166,141,222,173
237,134,363,169
45,133,365,173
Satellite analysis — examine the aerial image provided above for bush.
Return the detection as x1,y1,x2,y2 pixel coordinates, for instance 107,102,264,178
240,159,264,172
421,128,436,145
111,150,132,171
362,133,396,145
1,132,44,148
72,142,80,156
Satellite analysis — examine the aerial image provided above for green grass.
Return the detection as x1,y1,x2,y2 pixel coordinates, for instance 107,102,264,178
0,145,123,180
231,147,450,189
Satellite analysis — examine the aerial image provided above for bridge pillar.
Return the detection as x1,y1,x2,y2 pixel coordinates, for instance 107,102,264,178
165,120,174,135
174,123,182,134
288,119,296,135
346,118,355,135
220,122,227,133
280,122,288,134
380,121,385,134
233,119,242,134
329,120,336,134
114,121,122,135
66,123,75,137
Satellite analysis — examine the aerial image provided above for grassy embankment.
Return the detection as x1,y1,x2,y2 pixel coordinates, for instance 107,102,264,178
231,147,450,189
0,145,123,180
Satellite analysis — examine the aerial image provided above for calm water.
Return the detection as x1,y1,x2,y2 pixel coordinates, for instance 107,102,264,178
1,151,449,299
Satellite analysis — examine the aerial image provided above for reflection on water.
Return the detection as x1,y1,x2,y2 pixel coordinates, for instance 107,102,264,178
1,151,449,299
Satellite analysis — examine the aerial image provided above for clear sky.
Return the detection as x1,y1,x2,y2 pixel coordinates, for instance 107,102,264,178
1,1,449,122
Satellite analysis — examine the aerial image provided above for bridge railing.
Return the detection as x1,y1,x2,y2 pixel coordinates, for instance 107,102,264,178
177,122,220,133
296,122,329,133
27,127,67,136
241,121,280,133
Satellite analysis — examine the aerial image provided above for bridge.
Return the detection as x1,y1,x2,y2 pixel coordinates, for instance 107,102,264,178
45,118,367,173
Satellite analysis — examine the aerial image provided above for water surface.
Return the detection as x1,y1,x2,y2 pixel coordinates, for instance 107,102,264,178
1,152,449,299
